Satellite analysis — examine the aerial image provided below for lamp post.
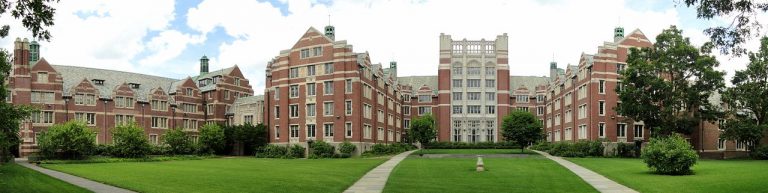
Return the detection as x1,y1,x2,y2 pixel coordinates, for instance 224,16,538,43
171,104,177,129
63,95,71,121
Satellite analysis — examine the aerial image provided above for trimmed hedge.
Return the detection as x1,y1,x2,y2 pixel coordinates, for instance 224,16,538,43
256,144,305,159
423,141,519,149
538,140,604,157
362,143,415,156
339,141,356,157
309,141,335,159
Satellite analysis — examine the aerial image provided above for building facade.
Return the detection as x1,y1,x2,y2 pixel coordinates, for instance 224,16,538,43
7,38,254,157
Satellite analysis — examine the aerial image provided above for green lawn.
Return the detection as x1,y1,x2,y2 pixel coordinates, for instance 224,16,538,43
415,149,534,154
568,158,768,193
384,155,597,193
44,157,386,193
0,163,90,193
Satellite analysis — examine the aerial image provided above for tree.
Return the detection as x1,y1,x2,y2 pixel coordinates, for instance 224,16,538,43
0,0,60,163
502,110,543,152
111,123,151,158
681,0,768,56
163,129,194,155
37,121,96,160
197,123,225,155
409,113,436,147
720,36,768,151
223,123,268,156
618,26,725,136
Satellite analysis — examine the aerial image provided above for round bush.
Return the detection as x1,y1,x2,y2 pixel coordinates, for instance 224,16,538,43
111,123,151,158
37,121,96,159
257,144,288,158
641,134,698,175
288,144,305,158
163,129,194,155
752,145,768,160
339,141,356,155
310,141,335,158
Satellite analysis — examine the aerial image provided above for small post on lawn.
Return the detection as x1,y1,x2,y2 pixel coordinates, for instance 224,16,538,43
476,155,485,172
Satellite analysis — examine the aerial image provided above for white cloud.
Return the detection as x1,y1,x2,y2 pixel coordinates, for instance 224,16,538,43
139,30,205,67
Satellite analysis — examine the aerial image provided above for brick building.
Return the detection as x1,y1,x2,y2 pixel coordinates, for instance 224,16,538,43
7,38,254,157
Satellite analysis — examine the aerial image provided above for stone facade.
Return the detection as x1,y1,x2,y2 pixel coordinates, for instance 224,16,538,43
7,38,254,157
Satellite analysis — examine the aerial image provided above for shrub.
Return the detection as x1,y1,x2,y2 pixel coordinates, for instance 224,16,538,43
545,141,603,157
363,143,416,156
197,124,226,155
423,141,518,149
257,144,288,158
288,144,305,158
617,142,639,158
163,129,194,155
111,123,152,158
641,134,698,175
37,121,96,160
530,141,552,151
752,145,768,160
310,141,335,158
339,141,357,156
149,145,169,155
93,144,113,156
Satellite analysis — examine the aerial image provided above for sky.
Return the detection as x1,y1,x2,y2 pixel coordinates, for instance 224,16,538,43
0,0,760,94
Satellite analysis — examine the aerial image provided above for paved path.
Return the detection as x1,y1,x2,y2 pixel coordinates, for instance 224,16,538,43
531,150,638,193
14,158,136,193
344,150,416,193
412,154,529,158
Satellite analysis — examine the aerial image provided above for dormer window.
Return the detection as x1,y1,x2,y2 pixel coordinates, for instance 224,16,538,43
92,79,105,85
198,80,206,87
129,83,140,89
186,88,193,96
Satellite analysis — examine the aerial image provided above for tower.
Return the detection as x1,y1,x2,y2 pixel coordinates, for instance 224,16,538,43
614,26,624,42
389,61,397,78
549,61,558,80
200,55,209,75
324,25,335,41
29,40,39,63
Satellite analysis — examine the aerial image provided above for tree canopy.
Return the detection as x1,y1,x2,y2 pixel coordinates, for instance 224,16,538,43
682,0,768,56
501,110,543,152
617,26,725,136
409,113,436,146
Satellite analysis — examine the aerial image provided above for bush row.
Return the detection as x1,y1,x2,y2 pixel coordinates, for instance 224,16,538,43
423,141,519,149
362,143,416,157
531,140,604,157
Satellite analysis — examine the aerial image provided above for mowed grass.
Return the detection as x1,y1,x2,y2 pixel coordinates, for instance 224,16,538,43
384,156,597,193
568,158,768,193
0,163,90,193
44,157,387,193
416,148,534,154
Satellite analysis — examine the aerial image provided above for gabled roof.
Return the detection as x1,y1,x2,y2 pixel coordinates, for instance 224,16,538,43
616,29,650,44
509,76,550,95
52,65,178,101
290,27,334,50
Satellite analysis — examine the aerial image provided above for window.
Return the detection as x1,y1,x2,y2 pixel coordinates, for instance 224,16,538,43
537,106,545,115
452,106,463,114
418,95,431,103
598,101,605,115
324,81,333,95
467,105,481,114
31,111,54,124
364,124,372,139
377,127,384,140
345,79,352,93
617,63,625,73
74,113,96,125
486,92,495,101
289,104,299,118
181,103,197,113
345,100,352,115
453,67,462,75
92,79,105,85
151,117,168,128
452,126,461,142
599,80,605,94
275,126,280,138
32,91,55,104
225,90,231,99
244,115,253,124
516,95,529,103
486,121,495,142
467,67,480,75
403,119,410,129
485,79,495,88
452,79,462,87
467,92,480,100
273,87,278,99
151,100,168,111
377,110,384,123
616,81,623,92
324,63,334,74
598,122,605,138
312,46,323,56
289,67,299,78
185,88,193,96
290,125,299,138
274,106,281,118
617,123,627,137
565,128,573,140
307,124,316,138
306,103,316,117
453,92,462,100
115,114,134,125
307,65,316,76
403,94,410,102
402,105,410,115
115,96,134,108
634,125,644,138
307,83,316,96
578,104,586,119
418,106,431,115
485,67,495,75
486,105,495,114
289,85,299,98
37,72,48,83
324,124,334,137
578,125,587,139
467,79,481,87
324,102,334,116
517,107,529,112
717,138,726,150
537,95,545,103
345,122,352,138
300,49,310,58
149,134,158,145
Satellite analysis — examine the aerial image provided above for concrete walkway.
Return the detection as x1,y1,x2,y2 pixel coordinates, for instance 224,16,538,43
344,150,416,193
531,150,638,193
14,158,136,193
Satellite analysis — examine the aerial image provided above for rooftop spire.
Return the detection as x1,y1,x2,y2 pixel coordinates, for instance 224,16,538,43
324,14,335,41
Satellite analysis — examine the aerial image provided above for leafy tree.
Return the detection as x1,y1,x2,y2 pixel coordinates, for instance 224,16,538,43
37,121,96,160
111,123,151,158
0,0,60,163
618,26,725,136
501,110,543,152
409,113,436,147
720,36,768,151
681,0,768,56
163,129,194,155
197,123,225,155
223,123,268,155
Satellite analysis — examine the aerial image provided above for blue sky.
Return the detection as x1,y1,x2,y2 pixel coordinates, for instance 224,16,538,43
0,0,752,94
